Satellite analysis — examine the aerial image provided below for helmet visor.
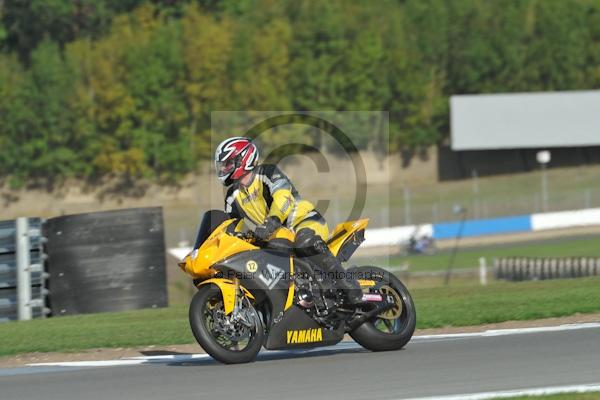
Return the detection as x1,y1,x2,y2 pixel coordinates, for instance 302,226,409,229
216,159,236,177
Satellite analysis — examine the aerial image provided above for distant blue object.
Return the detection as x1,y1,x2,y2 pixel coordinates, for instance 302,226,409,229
432,215,532,240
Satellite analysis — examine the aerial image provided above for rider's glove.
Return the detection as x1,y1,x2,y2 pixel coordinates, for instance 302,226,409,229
254,216,281,241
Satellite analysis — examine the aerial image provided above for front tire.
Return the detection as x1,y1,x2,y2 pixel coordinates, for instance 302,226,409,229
349,266,416,351
189,284,264,364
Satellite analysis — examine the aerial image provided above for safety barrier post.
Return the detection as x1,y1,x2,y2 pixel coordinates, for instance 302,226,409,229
16,217,32,321
479,257,487,286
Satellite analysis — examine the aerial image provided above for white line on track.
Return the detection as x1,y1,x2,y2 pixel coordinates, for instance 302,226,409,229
401,383,600,400
26,343,359,368
411,322,600,340
26,322,600,368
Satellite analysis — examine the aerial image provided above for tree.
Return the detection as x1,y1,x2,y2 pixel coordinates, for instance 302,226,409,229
181,5,233,160
0,53,31,186
287,0,348,111
124,8,190,180
1,0,140,62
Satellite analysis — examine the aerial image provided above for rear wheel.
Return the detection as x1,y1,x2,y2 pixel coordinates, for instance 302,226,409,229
349,266,416,351
189,284,264,364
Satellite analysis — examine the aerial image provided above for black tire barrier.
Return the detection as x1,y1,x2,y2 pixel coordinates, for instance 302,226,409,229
44,207,168,316
493,256,600,282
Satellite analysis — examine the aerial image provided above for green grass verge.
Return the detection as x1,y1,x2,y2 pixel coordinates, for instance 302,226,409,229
0,305,194,357
374,236,600,272
499,393,600,400
413,277,600,328
1,277,599,357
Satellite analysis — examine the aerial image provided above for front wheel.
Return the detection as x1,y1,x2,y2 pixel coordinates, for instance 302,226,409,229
349,266,416,351
189,284,264,364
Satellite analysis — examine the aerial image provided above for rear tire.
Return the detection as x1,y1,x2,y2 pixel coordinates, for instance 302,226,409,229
189,284,264,364
349,266,416,351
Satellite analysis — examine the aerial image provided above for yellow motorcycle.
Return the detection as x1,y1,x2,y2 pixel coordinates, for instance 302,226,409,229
179,210,416,364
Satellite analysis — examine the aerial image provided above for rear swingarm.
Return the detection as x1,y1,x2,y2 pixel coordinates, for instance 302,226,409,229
346,302,395,332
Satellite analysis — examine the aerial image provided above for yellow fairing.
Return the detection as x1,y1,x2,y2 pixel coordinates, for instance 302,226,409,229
273,226,295,241
197,279,255,315
179,219,258,279
328,219,369,257
284,257,295,311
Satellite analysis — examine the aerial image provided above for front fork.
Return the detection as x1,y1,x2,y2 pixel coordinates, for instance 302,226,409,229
232,277,241,316
197,277,255,315
231,278,257,328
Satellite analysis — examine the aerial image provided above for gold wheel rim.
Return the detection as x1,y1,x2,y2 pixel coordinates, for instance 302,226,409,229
378,285,403,320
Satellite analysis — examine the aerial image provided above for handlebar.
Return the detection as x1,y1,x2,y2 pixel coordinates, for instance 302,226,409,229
233,230,272,247
233,231,256,241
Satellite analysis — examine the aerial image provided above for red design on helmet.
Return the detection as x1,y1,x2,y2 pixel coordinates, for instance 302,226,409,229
214,137,259,186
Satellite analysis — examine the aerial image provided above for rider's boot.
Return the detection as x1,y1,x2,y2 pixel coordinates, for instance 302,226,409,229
295,228,363,305
312,242,363,305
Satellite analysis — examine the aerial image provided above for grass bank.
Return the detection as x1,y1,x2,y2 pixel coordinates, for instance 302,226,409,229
1,277,599,357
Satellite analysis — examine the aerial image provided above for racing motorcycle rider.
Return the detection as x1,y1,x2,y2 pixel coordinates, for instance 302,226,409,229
214,137,362,304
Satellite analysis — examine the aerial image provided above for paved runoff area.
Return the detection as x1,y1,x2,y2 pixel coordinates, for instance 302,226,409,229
1,323,600,400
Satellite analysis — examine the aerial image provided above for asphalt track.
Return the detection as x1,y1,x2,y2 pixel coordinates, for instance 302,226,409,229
2,325,600,400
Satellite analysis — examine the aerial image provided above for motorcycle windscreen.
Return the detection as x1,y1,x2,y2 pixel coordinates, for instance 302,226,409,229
193,210,230,249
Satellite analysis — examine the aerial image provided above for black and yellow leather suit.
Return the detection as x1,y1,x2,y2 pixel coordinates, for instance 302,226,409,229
224,164,329,241
224,164,362,303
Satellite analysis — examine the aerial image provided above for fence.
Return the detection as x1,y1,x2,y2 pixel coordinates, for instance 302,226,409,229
382,186,600,228
360,207,600,248
494,257,600,282
162,167,600,248
0,218,49,322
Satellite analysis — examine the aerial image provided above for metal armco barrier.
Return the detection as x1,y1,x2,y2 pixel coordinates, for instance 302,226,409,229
0,218,49,322
494,257,600,282
44,207,168,316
